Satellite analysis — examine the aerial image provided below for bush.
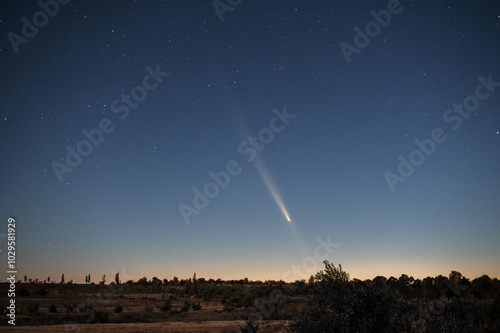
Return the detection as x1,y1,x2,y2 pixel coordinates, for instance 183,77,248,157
49,303,57,313
114,305,123,313
191,302,201,310
289,262,411,333
289,282,410,332
160,300,172,312
77,303,110,324
180,300,190,312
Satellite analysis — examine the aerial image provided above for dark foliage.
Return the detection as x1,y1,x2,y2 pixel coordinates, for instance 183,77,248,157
287,261,500,333
37,287,48,297
180,300,190,312
17,288,30,296
76,302,110,324
160,299,172,312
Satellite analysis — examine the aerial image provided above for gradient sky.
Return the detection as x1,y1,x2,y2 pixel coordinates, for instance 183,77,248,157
1,0,499,284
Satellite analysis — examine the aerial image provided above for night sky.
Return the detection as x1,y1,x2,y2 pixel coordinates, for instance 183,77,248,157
1,0,499,284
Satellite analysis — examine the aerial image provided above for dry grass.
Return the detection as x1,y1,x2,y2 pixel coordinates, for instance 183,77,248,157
0,320,287,332
0,282,295,332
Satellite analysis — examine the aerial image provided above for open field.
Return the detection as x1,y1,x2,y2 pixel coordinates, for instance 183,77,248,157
2,269,499,332
0,281,299,332
0,321,287,333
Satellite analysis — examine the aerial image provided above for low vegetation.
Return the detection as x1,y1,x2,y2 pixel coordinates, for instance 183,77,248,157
1,264,498,332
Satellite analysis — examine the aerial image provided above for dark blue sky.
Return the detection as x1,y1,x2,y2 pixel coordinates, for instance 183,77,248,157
1,0,499,283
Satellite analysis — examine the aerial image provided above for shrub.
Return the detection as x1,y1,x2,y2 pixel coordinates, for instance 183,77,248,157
77,303,110,324
180,300,190,312
49,303,57,313
191,302,201,310
288,262,410,333
114,305,123,313
160,300,172,312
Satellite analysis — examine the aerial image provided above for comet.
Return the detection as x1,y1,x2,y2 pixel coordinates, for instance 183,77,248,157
249,151,307,254
253,155,291,223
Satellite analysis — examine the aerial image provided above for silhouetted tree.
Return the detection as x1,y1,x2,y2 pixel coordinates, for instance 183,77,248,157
60,273,65,284
422,276,439,298
314,260,349,286
397,274,414,296
289,261,409,332
373,276,387,286
387,276,398,287
433,275,449,297
471,275,492,298
115,272,120,284
449,271,463,285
